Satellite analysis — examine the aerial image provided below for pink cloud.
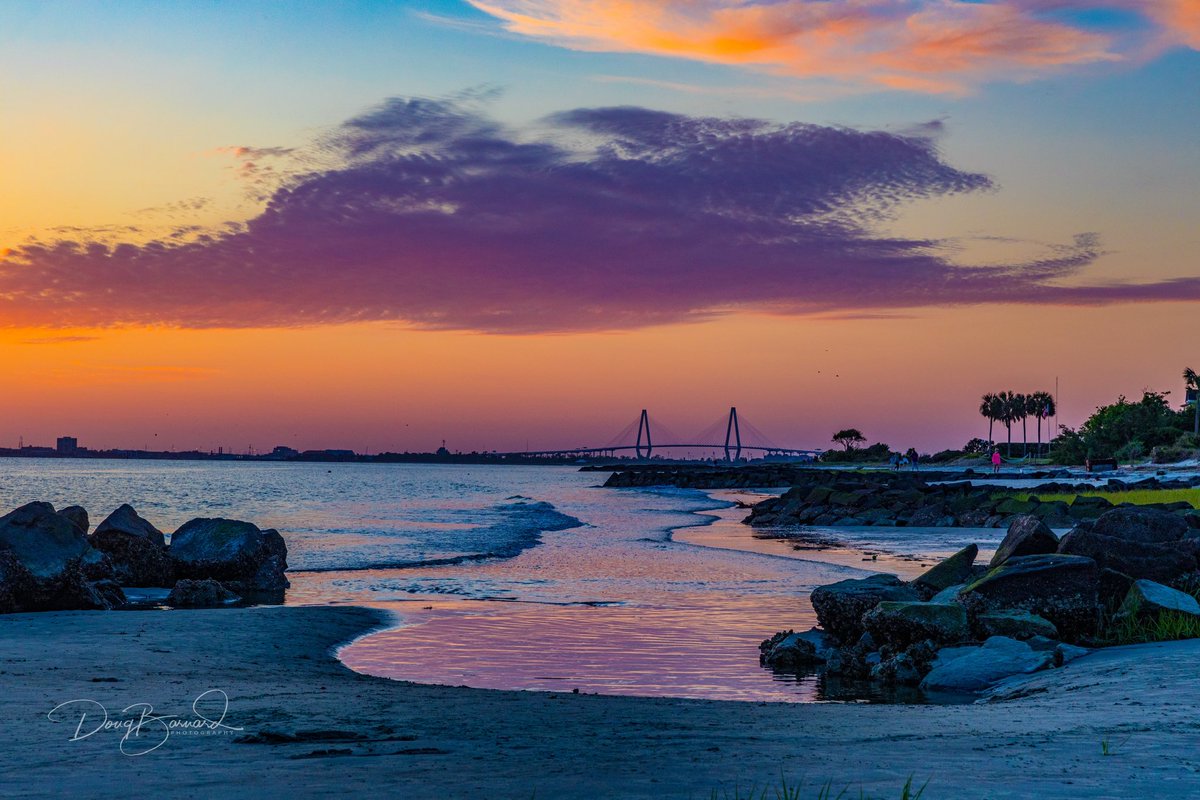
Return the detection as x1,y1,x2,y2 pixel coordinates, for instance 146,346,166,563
467,1,1197,93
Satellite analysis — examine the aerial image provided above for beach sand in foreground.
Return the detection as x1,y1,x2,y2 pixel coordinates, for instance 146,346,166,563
3,606,1199,799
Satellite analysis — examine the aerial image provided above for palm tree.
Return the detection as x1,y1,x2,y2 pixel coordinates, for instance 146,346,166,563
996,391,1018,457
979,393,999,445
1028,391,1056,456
1185,367,1199,437
1013,393,1030,456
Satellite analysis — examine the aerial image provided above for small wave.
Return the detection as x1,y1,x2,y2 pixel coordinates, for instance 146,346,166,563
290,498,583,573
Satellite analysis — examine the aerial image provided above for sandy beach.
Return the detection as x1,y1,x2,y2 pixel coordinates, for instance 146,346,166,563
4,605,1200,799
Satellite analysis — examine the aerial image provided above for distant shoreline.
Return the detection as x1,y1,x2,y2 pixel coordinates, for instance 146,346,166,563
0,450,609,466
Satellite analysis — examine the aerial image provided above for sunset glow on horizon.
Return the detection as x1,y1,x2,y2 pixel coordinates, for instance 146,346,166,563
3,1,1197,454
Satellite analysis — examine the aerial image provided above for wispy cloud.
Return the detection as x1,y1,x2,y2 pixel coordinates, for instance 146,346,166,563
467,1,1198,93
0,94,1195,334
19,335,101,345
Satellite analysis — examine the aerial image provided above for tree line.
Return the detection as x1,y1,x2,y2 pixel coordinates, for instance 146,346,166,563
978,391,1056,457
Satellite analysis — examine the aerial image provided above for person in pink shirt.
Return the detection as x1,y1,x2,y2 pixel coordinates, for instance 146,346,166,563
991,449,1002,475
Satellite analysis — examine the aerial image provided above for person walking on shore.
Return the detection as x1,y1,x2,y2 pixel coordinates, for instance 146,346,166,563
991,449,1002,475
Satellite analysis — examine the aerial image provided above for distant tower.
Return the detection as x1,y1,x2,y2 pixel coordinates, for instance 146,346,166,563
724,407,741,462
635,409,653,459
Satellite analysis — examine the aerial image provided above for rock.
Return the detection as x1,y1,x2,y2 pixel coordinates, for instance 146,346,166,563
810,574,919,643
994,498,1038,516
912,545,978,599
1117,579,1200,619
0,551,36,613
58,506,90,536
1092,507,1188,543
791,627,838,659
919,636,1054,693
0,502,105,579
169,518,289,594
94,504,166,547
823,649,846,675
166,578,241,608
91,579,127,609
1024,635,1061,652
0,502,124,612
959,554,1100,642
930,583,967,604
1058,509,1199,585
908,505,954,527
35,561,126,611
1055,643,1090,666
862,601,970,648
1098,569,1135,611
926,644,978,670
870,653,922,685
759,631,821,668
989,516,1058,568
88,527,174,587
975,611,1058,641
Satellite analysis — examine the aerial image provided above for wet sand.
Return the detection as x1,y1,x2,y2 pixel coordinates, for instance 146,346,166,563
4,605,1200,799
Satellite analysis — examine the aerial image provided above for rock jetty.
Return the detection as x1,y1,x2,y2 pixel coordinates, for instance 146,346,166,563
0,501,289,614
745,471,1200,530
761,506,1200,695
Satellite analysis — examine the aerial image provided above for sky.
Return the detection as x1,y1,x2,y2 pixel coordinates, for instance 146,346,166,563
1,0,1197,454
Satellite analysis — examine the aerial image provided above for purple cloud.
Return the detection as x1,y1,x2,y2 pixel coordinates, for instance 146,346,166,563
1,95,1194,333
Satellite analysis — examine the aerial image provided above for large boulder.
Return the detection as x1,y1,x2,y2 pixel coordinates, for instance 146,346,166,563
990,516,1058,568
0,502,124,612
920,636,1054,693
912,544,978,599
862,601,970,648
58,506,90,536
89,529,174,587
974,611,1058,641
89,504,172,587
1092,507,1188,543
959,554,1099,642
1057,508,1199,585
0,502,105,579
810,574,919,643
1117,579,1200,619
94,504,165,547
169,518,289,594
166,578,241,608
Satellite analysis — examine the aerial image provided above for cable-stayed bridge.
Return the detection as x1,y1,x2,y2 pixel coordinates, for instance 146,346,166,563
500,408,820,461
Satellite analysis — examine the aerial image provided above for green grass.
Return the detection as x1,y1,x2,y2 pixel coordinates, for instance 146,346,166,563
707,775,928,800
1103,608,1200,646
1012,488,1200,508
1099,583,1200,646
1101,734,1132,756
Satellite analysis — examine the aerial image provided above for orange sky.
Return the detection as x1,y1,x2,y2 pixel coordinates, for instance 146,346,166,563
1,301,1193,454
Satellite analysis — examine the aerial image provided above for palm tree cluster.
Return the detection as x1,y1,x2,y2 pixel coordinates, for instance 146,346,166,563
979,390,1057,457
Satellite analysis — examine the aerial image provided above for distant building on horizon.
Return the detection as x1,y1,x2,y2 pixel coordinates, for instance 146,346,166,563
56,436,79,455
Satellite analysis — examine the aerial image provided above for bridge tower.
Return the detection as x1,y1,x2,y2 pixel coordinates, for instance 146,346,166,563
635,409,653,459
724,406,742,462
